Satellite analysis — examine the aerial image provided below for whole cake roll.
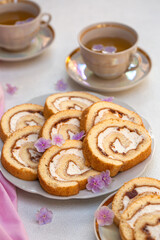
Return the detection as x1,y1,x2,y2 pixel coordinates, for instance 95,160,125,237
1,126,42,180
80,101,143,133
44,91,100,118
112,177,160,225
134,212,160,240
83,119,151,176
41,110,82,141
0,103,45,142
38,140,100,196
119,195,160,240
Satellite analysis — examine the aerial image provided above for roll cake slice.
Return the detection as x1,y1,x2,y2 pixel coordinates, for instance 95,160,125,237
83,119,151,176
41,110,82,141
80,101,143,133
0,103,45,142
1,126,42,180
38,140,100,196
44,91,100,118
112,177,160,225
119,195,160,240
134,212,160,240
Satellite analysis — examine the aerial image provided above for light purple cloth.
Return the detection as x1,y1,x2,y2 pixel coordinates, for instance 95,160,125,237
0,84,29,240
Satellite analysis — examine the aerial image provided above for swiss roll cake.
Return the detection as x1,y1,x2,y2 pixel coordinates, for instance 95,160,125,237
1,126,42,180
119,195,160,240
38,140,100,196
44,91,100,118
80,101,143,133
83,119,151,176
134,212,160,240
112,177,160,225
0,103,45,142
41,110,82,141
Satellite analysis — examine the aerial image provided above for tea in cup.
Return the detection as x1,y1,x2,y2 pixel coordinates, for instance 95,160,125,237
0,0,52,51
78,22,140,79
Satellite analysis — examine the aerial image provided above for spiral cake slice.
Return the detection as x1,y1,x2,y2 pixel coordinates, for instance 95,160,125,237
1,126,42,180
38,140,100,196
0,103,45,142
134,212,160,240
119,195,160,240
41,110,82,141
44,91,100,118
112,177,160,225
83,119,151,176
80,101,143,133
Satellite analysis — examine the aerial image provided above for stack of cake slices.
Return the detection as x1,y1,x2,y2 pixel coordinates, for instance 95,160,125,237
0,91,152,196
112,177,160,240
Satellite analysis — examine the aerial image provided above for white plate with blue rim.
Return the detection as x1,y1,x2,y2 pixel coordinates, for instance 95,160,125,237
0,92,154,200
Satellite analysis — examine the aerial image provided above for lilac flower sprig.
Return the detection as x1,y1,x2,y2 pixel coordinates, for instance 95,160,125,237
36,207,53,225
55,79,68,91
6,83,18,95
72,131,85,141
34,138,52,153
52,134,65,147
86,175,105,193
95,206,114,226
86,170,112,193
101,96,114,102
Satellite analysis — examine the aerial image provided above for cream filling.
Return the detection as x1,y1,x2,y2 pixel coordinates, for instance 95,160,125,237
54,97,93,110
94,109,132,125
51,118,80,136
12,134,38,166
98,127,143,155
10,111,45,132
127,205,160,228
121,187,160,213
146,223,160,239
49,148,90,181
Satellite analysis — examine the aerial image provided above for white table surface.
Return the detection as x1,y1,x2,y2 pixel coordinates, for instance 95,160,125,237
0,0,160,239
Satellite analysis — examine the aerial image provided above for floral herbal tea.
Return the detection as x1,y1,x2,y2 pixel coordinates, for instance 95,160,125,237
85,37,132,54
0,11,35,25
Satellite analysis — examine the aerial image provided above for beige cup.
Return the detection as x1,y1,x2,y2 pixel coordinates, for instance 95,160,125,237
78,22,140,79
0,0,52,51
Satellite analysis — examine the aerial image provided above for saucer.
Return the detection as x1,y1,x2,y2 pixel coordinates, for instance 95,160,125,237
0,25,55,62
65,47,152,92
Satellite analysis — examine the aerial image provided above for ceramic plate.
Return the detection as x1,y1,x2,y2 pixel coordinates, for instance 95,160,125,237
94,193,120,240
0,24,55,61
0,92,154,200
66,48,152,92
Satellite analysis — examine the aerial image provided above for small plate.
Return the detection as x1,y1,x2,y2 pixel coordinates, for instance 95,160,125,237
94,193,120,240
0,25,55,62
0,92,154,200
66,48,152,92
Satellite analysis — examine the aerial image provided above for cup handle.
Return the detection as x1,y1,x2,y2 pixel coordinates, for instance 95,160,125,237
126,53,142,72
40,13,52,27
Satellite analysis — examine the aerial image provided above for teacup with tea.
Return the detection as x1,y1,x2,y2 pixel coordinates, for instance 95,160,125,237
78,22,140,79
0,0,51,51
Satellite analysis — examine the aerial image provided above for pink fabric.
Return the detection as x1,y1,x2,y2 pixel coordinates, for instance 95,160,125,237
0,84,4,119
0,85,29,240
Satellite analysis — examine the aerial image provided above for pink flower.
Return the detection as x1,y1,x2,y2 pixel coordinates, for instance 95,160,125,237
95,206,114,226
34,138,52,152
72,131,85,141
55,79,68,91
6,83,18,95
52,134,65,147
86,175,105,193
101,97,114,102
101,170,112,187
36,207,53,225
